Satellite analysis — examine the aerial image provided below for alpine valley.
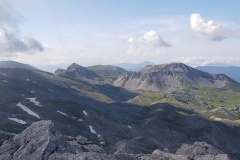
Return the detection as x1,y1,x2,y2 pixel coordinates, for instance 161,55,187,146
0,61,240,160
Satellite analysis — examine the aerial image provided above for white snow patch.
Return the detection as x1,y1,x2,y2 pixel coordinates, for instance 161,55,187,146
98,134,101,138
16,102,40,119
48,88,53,92
89,125,97,134
128,126,132,129
71,116,76,119
8,118,26,124
33,81,37,83
26,98,42,107
2,80,7,82
21,94,24,96
78,119,84,121
100,142,105,145
83,110,88,116
31,90,35,94
26,79,30,81
210,116,222,121
0,73,7,76
57,111,67,116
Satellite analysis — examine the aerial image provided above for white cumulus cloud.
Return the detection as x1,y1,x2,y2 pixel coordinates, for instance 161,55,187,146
190,13,230,41
139,30,171,47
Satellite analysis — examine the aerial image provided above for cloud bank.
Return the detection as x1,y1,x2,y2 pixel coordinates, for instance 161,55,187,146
0,1,44,56
176,56,240,67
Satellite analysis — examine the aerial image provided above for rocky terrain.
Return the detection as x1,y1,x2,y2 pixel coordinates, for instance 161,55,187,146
0,61,240,159
0,120,230,160
113,63,237,91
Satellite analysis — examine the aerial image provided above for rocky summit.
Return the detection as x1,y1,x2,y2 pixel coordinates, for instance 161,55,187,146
0,120,230,160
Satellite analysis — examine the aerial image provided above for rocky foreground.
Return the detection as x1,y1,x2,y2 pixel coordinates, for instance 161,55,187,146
0,120,230,160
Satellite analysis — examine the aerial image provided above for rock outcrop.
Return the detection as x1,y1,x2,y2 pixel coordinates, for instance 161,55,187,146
0,120,230,160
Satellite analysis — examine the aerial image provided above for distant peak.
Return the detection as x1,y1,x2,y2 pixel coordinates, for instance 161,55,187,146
67,63,84,71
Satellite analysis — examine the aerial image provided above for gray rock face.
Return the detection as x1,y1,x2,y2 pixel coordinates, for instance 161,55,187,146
0,120,104,160
0,120,231,160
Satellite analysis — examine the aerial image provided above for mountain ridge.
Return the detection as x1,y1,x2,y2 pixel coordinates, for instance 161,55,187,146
54,63,100,80
196,65,240,83
114,63,238,91
0,60,41,71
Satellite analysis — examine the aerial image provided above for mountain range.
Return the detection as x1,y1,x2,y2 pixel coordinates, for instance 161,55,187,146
196,66,240,83
0,61,240,159
114,63,237,91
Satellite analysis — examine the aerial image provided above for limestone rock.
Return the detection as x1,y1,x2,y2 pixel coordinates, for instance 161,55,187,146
76,135,88,145
176,142,230,160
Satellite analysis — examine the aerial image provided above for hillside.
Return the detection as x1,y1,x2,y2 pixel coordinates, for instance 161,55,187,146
196,66,240,83
0,64,240,159
114,63,238,91
0,60,40,71
54,63,100,80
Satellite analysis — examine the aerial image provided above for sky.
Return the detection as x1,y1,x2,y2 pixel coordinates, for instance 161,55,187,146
0,0,240,72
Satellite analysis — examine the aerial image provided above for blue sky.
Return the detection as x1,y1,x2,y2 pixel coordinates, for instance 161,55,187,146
0,0,240,71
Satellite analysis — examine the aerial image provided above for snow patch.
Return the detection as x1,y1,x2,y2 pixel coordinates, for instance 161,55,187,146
98,134,101,138
16,102,40,119
31,90,35,94
83,110,88,116
26,98,42,107
100,142,105,145
48,88,53,92
89,125,97,134
128,126,132,129
71,116,76,119
78,119,84,121
26,79,30,81
2,80,7,82
57,111,67,116
8,118,26,124
0,73,7,76
210,116,223,121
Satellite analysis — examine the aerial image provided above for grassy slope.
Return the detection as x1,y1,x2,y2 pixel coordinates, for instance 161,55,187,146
126,85,240,124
